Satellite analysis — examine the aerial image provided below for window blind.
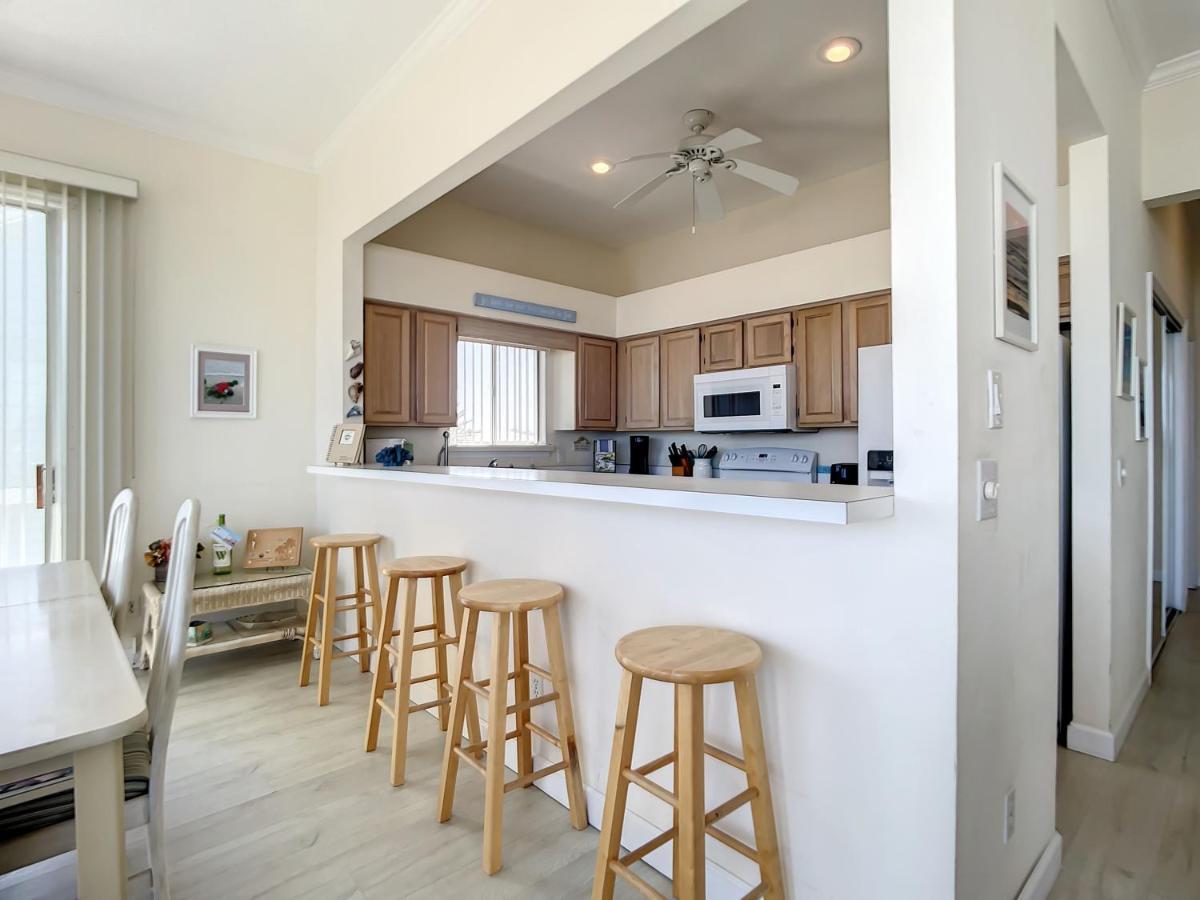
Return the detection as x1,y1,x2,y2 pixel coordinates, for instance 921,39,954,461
452,340,543,446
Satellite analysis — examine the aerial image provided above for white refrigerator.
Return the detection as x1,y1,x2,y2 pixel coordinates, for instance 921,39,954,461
857,345,893,486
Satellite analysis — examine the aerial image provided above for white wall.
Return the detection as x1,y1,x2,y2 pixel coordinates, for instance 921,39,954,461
0,91,318,571
1142,75,1200,205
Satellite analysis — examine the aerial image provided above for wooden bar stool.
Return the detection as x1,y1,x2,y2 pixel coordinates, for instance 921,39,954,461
592,626,784,900
437,578,588,875
364,555,482,786
297,533,383,706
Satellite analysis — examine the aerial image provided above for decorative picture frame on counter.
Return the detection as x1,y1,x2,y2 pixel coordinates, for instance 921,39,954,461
243,527,304,568
326,422,366,465
992,162,1038,351
191,344,257,418
1116,302,1137,400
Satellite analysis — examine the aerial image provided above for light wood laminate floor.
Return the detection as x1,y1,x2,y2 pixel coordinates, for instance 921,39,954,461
0,642,670,899
1051,604,1200,900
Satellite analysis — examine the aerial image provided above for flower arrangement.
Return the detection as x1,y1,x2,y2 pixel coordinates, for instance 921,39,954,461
144,537,204,569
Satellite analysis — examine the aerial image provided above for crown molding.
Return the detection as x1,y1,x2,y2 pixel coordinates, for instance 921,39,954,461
1145,48,1200,91
311,0,493,170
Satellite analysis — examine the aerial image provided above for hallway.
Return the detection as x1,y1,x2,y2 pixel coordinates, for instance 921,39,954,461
1052,606,1200,899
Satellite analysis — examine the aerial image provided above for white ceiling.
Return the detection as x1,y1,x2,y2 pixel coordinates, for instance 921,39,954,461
1112,0,1200,81
443,0,889,248
0,0,468,169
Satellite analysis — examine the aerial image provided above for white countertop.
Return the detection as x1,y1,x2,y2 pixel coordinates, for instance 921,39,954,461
308,464,893,524
0,562,148,769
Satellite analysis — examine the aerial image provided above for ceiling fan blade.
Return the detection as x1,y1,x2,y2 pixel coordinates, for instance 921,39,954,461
728,159,799,196
614,167,681,209
705,127,761,154
614,152,676,166
694,178,724,222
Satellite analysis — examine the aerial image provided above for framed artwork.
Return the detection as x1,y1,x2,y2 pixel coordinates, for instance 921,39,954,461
244,527,303,568
1134,358,1148,442
326,422,366,465
1116,303,1137,399
993,163,1038,351
191,345,257,418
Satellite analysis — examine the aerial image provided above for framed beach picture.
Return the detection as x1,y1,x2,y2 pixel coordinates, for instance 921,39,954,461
191,345,257,418
1116,304,1137,400
993,163,1038,351
244,527,304,568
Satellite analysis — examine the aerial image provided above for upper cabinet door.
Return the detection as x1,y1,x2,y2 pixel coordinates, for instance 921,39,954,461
618,335,661,430
415,310,458,425
794,303,844,425
659,328,700,430
701,320,744,372
363,302,413,425
842,293,891,423
744,312,793,367
576,336,617,430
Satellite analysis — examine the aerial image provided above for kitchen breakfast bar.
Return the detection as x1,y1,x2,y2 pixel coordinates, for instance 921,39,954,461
310,462,903,896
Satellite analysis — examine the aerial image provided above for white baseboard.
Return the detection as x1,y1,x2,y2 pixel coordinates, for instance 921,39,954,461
1066,672,1150,761
1016,832,1062,900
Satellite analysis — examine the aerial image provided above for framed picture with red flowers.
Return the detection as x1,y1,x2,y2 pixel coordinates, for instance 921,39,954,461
191,344,257,418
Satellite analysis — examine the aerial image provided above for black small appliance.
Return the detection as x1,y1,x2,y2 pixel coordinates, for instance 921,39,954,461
830,463,859,485
628,435,651,475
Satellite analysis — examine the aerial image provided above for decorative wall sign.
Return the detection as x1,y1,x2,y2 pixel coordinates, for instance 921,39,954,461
473,292,577,324
191,345,257,418
992,163,1038,351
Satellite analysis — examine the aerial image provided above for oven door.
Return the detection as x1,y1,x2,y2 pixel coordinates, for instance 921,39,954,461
693,367,794,432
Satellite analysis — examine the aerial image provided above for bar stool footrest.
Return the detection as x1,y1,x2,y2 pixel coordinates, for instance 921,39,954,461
608,860,668,900
503,760,566,793
618,825,676,867
706,824,759,863
704,742,746,771
622,767,678,809
524,721,560,748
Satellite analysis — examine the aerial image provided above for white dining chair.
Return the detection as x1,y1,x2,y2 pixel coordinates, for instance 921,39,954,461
99,487,138,622
0,497,200,900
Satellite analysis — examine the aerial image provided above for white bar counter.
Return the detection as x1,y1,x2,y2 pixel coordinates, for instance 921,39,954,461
307,464,893,524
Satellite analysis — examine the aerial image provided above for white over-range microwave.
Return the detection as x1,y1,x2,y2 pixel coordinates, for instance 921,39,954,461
693,365,796,432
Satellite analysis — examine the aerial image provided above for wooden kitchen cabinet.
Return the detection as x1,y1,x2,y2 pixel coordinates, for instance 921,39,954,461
659,328,700,429
363,301,413,425
618,335,661,430
414,310,458,425
701,320,744,372
794,303,844,425
744,312,792,367
842,292,891,423
576,336,617,430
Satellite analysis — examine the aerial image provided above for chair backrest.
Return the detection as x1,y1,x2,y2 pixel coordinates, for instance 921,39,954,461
98,488,137,619
145,498,200,777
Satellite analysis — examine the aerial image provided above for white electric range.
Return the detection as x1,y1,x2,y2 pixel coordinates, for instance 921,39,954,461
715,447,818,482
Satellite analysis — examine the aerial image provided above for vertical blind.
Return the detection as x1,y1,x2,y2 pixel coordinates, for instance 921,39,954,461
452,340,543,446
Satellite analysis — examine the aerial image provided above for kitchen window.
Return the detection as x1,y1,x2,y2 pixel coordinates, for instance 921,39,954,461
451,340,546,447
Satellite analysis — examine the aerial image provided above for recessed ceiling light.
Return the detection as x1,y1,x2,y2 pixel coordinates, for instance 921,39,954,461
590,160,612,175
820,37,861,63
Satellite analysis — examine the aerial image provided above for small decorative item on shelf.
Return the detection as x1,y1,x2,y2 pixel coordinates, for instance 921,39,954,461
145,537,205,583
210,514,240,575
375,440,414,468
187,619,213,647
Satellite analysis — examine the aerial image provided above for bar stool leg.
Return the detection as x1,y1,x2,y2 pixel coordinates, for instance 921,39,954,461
482,610,511,874
542,603,587,828
439,607,480,823
591,669,643,900
317,549,340,706
676,683,706,900
673,687,681,898
353,547,370,672
512,611,534,781
364,542,383,643
389,577,419,786
364,574,400,752
298,547,325,688
447,573,483,753
734,676,784,898
431,575,451,731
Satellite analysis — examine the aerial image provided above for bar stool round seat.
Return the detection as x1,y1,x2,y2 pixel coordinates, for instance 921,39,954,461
458,578,564,613
382,555,468,578
615,625,762,685
311,532,382,548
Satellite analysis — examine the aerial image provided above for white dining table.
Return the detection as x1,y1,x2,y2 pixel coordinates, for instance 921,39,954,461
0,560,147,900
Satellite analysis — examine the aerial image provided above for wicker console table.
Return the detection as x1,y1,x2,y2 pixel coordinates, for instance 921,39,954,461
139,566,312,667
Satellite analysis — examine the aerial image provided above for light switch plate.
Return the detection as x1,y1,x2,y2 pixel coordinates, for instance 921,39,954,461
987,370,1003,429
977,459,999,521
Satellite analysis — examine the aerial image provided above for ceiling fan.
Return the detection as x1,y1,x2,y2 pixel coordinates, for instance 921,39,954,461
610,108,800,232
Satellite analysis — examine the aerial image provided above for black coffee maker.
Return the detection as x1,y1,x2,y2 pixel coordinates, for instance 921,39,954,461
628,435,651,475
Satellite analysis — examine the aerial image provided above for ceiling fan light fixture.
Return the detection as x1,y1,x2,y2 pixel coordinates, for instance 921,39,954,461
590,159,612,174
820,36,861,63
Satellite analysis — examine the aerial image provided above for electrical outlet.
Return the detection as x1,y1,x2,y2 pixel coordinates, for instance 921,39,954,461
1003,787,1016,844
531,675,543,699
